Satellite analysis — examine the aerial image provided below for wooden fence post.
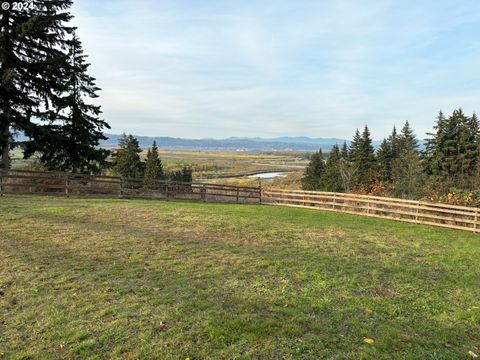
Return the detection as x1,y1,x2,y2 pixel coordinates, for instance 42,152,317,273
119,177,124,198
0,170,3,196
65,173,69,197
202,185,207,202
474,208,478,233
332,193,336,210
415,201,420,223
367,196,370,214
236,188,240,203
258,181,262,204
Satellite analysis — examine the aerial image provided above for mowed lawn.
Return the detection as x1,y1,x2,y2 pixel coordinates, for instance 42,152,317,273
1,196,480,359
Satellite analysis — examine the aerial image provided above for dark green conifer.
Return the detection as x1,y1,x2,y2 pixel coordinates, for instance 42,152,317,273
350,126,376,189
321,144,343,192
443,109,463,179
360,125,376,166
348,129,362,163
392,123,424,197
144,141,164,180
398,120,418,154
424,110,447,177
340,141,349,160
301,149,325,190
338,141,356,192
389,125,400,160
459,112,479,184
24,33,110,173
423,109,480,189
376,138,392,182
111,134,144,178
1,0,75,169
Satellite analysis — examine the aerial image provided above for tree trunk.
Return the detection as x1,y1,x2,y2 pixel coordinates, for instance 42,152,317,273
1,9,11,170
0,121,10,169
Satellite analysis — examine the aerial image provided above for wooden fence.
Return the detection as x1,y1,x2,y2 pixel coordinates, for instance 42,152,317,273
0,169,261,204
263,188,480,233
2,169,480,233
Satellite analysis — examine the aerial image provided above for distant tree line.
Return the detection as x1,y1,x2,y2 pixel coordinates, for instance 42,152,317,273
111,134,192,182
302,109,480,204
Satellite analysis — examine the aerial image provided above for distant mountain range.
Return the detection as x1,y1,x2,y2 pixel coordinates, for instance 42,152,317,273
16,133,425,151
100,134,369,151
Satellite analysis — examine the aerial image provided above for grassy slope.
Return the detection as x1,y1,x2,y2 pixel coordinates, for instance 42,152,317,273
1,196,479,359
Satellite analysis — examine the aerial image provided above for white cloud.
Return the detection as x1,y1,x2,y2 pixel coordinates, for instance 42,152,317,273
71,0,480,139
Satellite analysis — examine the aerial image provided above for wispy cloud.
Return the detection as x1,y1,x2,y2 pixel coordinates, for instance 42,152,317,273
72,0,480,140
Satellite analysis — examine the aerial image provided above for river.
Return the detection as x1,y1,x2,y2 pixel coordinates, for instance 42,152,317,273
247,172,287,180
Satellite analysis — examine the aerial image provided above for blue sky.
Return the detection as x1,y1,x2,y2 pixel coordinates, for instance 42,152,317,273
72,0,480,140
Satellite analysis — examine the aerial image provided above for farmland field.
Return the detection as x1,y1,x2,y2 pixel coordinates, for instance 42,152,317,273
1,196,480,359
153,150,307,181
10,148,308,187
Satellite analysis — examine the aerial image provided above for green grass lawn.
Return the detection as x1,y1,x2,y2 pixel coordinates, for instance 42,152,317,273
1,196,479,359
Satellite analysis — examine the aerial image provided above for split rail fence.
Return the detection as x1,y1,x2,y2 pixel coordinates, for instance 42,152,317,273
0,169,261,204
2,170,480,233
263,188,480,233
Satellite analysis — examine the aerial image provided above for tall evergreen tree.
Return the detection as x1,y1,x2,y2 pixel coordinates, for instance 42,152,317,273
459,112,479,183
144,140,164,180
442,109,469,183
443,109,463,179
0,1,74,169
24,33,110,173
470,113,480,143
376,138,393,182
350,125,376,189
340,141,349,160
392,122,424,197
321,144,343,192
469,113,480,186
348,129,362,163
360,125,376,166
376,126,406,183
423,109,480,189
301,149,325,190
398,120,418,154
389,125,400,160
424,110,448,177
339,141,356,192
111,134,144,178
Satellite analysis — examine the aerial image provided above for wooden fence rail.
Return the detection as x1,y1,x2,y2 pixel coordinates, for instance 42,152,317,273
2,170,479,233
0,169,261,204
263,188,480,233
